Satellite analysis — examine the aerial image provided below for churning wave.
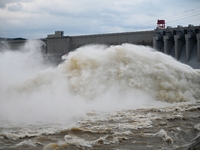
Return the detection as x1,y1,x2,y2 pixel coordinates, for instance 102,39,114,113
0,41,200,125
60,44,200,102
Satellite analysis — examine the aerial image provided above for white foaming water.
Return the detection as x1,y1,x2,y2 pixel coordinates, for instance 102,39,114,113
0,40,199,126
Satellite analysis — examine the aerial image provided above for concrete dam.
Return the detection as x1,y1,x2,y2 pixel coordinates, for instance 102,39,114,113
153,25,200,69
1,25,200,69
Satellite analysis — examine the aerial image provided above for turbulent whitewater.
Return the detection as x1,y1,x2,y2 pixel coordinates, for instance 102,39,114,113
0,40,200,150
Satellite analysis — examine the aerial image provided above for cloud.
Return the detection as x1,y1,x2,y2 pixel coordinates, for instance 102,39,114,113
0,0,32,8
0,0,200,38
6,2,23,11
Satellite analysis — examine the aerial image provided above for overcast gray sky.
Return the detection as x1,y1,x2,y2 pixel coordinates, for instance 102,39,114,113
0,0,199,39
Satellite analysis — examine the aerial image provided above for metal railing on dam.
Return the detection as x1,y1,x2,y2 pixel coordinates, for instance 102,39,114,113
1,25,200,69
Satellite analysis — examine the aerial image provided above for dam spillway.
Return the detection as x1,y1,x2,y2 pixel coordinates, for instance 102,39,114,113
153,25,200,69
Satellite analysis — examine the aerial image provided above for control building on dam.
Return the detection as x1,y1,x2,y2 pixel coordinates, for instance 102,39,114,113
1,25,200,69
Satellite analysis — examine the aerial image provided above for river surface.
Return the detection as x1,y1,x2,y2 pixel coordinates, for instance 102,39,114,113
0,41,200,150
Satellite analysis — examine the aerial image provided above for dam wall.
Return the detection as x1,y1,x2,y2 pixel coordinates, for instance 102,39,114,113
45,30,154,55
0,39,26,51
70,31,154,50
1,25,200,68
46,26,200,69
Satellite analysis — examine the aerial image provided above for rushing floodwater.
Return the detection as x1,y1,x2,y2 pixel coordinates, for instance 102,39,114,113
0,40,200,150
